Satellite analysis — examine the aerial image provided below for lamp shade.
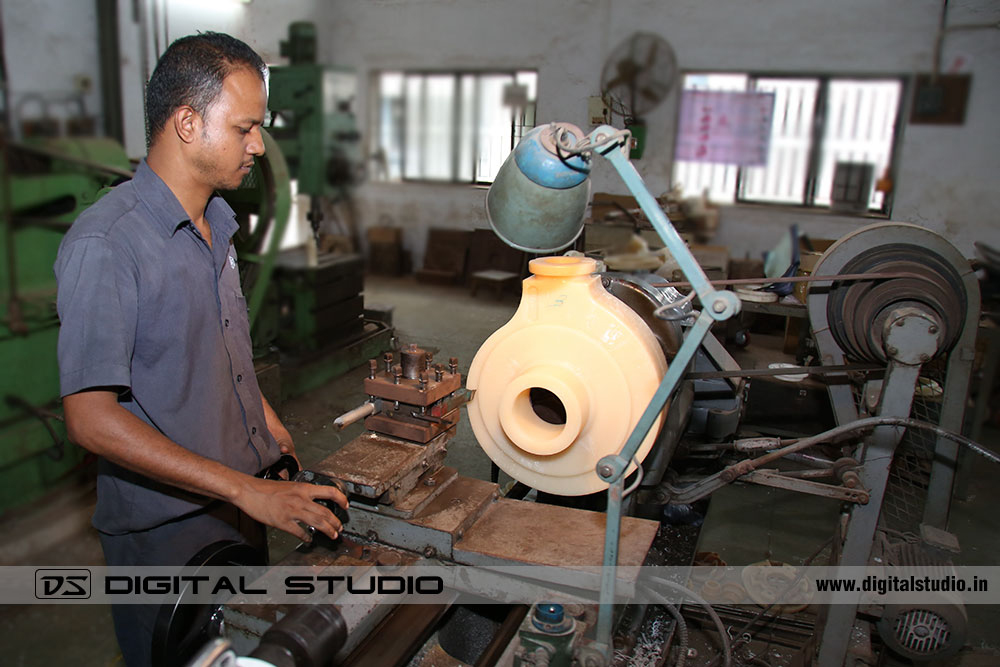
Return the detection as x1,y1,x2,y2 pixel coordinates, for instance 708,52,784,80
486,122,591,253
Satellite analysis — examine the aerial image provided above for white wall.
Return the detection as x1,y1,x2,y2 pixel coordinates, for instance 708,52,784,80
2,0,103,137
315,0,999,266
3,0,995,264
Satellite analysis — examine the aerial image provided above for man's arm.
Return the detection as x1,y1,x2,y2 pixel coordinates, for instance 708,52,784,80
261,395,296,461
64,390,346,542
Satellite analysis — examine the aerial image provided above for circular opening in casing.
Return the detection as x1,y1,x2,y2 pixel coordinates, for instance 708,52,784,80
529,387,567,425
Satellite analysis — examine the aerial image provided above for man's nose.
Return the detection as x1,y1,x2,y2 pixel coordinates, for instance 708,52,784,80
248,127,265,156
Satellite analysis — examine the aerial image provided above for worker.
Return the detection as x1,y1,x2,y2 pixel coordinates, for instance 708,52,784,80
53,32,346,666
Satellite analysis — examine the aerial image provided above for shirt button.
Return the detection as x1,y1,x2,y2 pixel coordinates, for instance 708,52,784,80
237,374,242,383
251,427,257,435
225,319,229,328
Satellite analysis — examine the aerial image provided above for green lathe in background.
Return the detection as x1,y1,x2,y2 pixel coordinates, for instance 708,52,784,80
0,137,132,512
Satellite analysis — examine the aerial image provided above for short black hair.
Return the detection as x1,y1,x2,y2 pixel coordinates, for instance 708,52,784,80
145,32,266,147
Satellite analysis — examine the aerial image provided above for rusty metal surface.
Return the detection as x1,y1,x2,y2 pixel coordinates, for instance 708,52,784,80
344,476,499,559
364,372,462,406
454,499,658,569
382,466,460,519
409,476,500,536
313,431,450,499
743,469,870,504
365,407,459,443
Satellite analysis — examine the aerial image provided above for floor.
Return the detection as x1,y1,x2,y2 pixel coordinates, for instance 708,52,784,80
0,274,997,666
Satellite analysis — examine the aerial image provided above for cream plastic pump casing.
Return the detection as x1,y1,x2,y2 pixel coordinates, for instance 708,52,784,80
466,256,667,495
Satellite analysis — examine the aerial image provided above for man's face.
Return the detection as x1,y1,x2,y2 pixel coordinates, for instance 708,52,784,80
192,66,267,191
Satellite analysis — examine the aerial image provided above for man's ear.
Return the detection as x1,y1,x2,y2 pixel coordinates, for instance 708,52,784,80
172,105,201,144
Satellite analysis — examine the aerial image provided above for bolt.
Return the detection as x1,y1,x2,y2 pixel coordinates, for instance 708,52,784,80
393,365,402,384
424,477,436,487
368,359,377,379
928,325,939,335
423,546,437,559
435,365,444,382
602,277,611,288
419,372,428,391
887,346,898,357
456,530,464,540
598,464,614,478
449,357,458,374
367,530,379,542
383,352,393,374
712,298,727,313
425,352,433,367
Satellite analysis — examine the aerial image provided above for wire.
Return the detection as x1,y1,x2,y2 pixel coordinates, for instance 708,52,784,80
653,291,697,321
646,577,732,667
623,457,644,498
553,125,631,156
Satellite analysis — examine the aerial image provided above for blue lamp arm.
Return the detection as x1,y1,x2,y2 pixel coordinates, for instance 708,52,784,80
583,126,740,656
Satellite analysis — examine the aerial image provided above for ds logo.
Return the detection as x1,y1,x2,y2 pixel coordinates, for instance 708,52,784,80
35,569,91,599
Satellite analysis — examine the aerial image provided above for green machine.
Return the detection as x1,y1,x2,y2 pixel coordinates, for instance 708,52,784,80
0,137,132,512
266,21,362,230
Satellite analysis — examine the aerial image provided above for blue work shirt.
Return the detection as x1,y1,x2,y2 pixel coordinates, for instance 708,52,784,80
54,160,279,534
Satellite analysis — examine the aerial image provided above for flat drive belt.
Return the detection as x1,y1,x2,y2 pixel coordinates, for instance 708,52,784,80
651,271,932,289
686,363,883,380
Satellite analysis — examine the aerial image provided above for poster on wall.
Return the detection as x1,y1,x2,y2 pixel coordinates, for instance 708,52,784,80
675,90,775,166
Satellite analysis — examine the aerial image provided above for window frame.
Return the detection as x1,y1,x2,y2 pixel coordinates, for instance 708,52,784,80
371,69,537,186
673,70,909,216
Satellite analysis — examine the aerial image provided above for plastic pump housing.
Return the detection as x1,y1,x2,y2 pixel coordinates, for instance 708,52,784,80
466,256,667,495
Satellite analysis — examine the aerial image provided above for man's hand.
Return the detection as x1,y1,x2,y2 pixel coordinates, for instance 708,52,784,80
63,389,346,543
232,476,349,542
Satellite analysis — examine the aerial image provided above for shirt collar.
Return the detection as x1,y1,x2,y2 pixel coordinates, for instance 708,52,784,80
133,159,239,242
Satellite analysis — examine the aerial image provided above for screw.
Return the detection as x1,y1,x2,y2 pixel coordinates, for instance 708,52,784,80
928,325,939,335
423,546,437,558
449,357,458,374
598,464,614,478
383,352,393,374
712,298,726,313
435,365,444,382
425,352,433,367
419,372,428,391
393,365,402,384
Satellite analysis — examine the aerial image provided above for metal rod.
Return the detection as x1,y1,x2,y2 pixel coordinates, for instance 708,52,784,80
333,402,376,429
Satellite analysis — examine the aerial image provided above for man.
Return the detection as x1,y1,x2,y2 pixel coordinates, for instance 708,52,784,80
54,33,346,665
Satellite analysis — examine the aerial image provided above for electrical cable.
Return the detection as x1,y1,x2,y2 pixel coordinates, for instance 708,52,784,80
622,457,643,498
646,577,732,667
653,291,697,321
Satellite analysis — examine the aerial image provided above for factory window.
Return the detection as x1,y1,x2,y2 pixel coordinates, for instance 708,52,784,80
673,73,903,214
372,70,537,184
